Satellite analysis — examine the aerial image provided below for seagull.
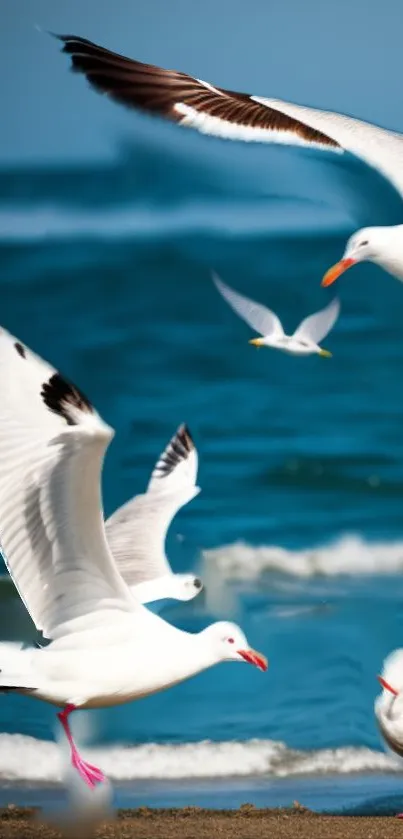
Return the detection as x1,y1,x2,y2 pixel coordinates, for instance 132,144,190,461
0,423,203,612
375,650,403,758
213,274,340,357
106,423,203,605
0,327,268,789
375,649,403,817
57,34,403,286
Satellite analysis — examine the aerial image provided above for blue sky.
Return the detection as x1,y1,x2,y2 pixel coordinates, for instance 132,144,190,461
2,0,403,163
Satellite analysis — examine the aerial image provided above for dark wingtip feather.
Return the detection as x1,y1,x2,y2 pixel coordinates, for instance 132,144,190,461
54,34,340,150
153,424,195,481
42,29,72,44
41,372,93,426
176,423,194,449
176,424,196,459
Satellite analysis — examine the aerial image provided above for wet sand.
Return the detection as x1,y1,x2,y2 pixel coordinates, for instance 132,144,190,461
2,804,403,839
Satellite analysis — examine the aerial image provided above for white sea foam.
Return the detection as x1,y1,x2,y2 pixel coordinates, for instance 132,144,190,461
202,535,403,581
0,203,349,244
0,734,399,784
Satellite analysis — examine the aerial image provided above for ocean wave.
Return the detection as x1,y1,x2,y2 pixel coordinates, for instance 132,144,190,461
0,202,349,244
0,734,399,784
202,535,403,580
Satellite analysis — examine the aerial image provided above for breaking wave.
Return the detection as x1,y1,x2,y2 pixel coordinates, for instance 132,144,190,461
203,535,403,580
0,734,399,784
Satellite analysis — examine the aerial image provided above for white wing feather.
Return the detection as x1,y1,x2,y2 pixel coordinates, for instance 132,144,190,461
252,97,403,197
106,425,200,589
0,328,136,640
293,298,340,344
213,274,284,337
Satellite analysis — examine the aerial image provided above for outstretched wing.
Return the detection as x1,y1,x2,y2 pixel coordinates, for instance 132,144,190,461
57,34,403,197
106,424,200,589
293,298,340,344
0,329,136,640
213,274,283,337
146,423,198,495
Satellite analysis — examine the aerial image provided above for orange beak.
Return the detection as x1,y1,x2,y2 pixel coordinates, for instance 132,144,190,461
321,257,356,287
377,675,398,696
238,649,268,671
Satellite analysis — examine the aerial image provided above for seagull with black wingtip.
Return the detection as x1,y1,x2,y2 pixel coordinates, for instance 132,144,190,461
55,33,403,289
106,423,203,605
0,326,268,791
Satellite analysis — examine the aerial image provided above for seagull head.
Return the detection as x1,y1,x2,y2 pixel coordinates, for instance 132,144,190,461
202,621,268,671
321,226,392,286
174,573,203,601
249,336,281,349
249,337,266,348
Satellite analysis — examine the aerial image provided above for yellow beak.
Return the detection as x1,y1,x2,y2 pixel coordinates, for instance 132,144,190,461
321,257,355,287
249,337,264,347
319,348,332,358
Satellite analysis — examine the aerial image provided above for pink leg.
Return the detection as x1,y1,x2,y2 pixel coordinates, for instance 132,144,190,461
396,813,403,819
57,704,106,789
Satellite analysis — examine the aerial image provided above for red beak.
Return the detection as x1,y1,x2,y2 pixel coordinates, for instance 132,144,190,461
377,675,398,696
238,649,268,672
321,257,356,287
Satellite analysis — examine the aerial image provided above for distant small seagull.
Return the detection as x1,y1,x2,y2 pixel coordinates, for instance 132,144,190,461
106,423,203,605
56,34,403,287
375,649,403,816
0,327,268,790
213,274,340,357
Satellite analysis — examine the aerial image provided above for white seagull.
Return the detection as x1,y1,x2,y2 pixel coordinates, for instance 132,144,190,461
213,274,339,357
57,34,403,286
375,649,403,817
375,649,403,759
106,423,203,605
0,328,268,789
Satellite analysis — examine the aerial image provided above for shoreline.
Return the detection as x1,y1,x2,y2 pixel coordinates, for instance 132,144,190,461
3,805,403,839
1,771,402,815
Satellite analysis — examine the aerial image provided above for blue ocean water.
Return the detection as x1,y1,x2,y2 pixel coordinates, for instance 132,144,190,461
1,131,403,810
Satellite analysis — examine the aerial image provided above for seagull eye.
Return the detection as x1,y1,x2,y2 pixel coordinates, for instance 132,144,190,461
360,240,368,246
227,637,235,644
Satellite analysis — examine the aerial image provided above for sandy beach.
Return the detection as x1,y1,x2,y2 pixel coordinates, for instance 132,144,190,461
3,804,403,839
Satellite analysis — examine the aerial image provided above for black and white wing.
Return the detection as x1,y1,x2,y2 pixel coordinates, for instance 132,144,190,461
57,34,403,197
146,423,198,495
106,424,201,601
0,328,137,641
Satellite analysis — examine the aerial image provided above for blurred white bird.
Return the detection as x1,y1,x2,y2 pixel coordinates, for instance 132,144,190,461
0,327,268,790
375,648,403,817
213,274,340,357
106,424,203,605
375,649,403,763
57,34,403,287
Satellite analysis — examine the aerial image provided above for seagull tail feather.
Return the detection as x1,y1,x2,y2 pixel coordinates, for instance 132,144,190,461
0,643,37,691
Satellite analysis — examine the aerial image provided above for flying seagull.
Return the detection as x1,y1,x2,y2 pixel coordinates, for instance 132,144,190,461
213,274,340,357
106,423,203,605
0,327,268,789
56,34,403,286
